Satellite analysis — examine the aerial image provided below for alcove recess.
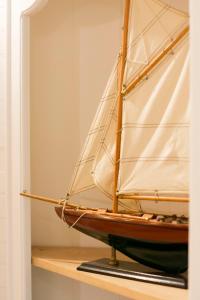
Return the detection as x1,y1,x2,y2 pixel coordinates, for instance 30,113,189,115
29,1,189,300
30,0,122,248
29,1,124,298
30,0,189,249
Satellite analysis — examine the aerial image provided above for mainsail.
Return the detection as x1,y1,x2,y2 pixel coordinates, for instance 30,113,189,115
68,0,189,211
119,39,189,195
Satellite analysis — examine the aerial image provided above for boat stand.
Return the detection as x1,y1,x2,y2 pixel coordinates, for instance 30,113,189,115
77,248,188,289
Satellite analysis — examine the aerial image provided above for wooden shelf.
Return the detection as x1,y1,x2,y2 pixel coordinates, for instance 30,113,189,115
32,247,188,300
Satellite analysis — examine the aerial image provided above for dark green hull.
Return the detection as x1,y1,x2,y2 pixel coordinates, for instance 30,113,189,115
55,207,188,274
75,225,188,274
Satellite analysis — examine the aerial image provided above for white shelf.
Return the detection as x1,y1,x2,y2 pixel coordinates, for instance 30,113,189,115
32,247,188,300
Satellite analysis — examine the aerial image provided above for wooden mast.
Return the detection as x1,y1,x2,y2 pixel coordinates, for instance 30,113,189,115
113,0,131,213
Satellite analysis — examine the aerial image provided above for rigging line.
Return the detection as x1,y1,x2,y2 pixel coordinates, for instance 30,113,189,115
66,63,119,197
144,0,171,39
125,23,188,85
100,93,117,101
88,126,105,135
118,199,142,213
118,200,132,210
92,94,118,170
87,75,118,175
122,122,189,128
68,212,88,229
75,158,95,168
92,171,114,200
124,25,189,95
119,157,189,163
134,0,149,66
126,0,188,57
101,143,115,165
127,2,168,51
69,184,96,197
154,0,189,17
60,197,68,221
127,21,187,60
67,93,117,195
135,198,143,213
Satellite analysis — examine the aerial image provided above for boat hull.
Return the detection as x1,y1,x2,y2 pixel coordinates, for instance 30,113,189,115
55,207,188,274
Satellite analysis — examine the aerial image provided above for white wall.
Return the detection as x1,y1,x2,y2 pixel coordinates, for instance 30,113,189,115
30,0,81,247
0,0,8,299
189,1,200,298
30,0,122,248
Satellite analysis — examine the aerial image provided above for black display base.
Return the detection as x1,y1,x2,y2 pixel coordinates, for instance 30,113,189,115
77,258,187,289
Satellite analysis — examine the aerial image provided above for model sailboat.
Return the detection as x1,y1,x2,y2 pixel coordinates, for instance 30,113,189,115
22,0,189,275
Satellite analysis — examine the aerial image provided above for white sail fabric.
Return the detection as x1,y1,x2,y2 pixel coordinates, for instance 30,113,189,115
68,0,189,200
69,63,118,195
125,0,188,84
119,38,189,194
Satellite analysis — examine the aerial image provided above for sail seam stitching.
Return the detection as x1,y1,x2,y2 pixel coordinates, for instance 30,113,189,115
120,157,189,162
75,156,95,166
128,6,187,52
122,123,189,128
71,184,96,195
128,5,167,50
126,23,188,87
102,143,115,165
67,67,117,194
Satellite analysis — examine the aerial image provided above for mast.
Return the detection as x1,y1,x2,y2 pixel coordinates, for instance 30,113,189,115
113,0,131,213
